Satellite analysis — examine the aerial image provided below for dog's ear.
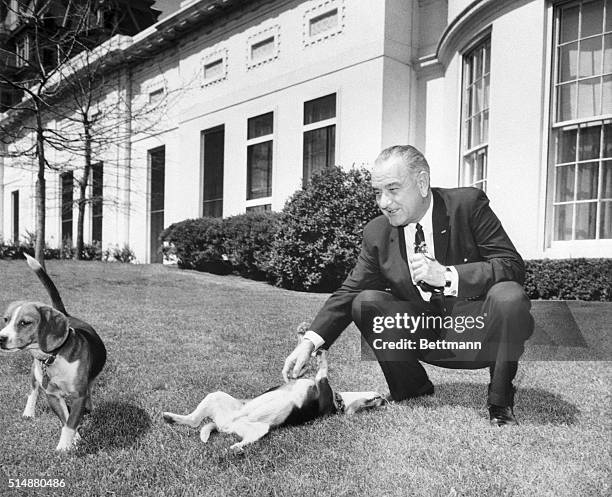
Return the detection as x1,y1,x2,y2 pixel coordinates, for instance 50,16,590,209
296,322,309,341
37,306,70,353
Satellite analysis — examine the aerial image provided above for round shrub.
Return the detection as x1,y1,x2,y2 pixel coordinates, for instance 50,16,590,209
222,211,280,280
269,165,379,292
160,218,231,274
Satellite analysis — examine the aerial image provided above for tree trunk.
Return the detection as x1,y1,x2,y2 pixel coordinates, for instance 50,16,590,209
35,113,46,270
75,120,92,259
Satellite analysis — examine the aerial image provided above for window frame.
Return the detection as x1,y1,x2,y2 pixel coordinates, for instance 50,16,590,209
547,0,612,247
246,111,275,208
302,92,338,185
459,33,491,191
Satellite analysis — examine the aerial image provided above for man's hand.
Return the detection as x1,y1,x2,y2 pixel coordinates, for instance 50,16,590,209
408,253,445,287
282,339,315,382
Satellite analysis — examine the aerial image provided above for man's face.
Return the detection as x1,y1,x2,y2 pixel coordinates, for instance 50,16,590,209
371,156,429,226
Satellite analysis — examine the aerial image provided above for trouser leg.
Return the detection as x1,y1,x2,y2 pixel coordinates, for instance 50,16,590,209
479,282,534,407
351,290,434,401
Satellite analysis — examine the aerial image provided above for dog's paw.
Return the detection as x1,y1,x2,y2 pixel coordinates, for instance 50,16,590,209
229,442,245,451
162,412,176,424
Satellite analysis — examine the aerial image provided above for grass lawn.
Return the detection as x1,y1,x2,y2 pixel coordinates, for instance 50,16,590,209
0,260,610,497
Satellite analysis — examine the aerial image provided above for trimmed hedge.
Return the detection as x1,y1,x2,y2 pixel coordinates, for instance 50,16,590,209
0,242,102,261
268,166,379,292
524,258,611,302
160,212,280,277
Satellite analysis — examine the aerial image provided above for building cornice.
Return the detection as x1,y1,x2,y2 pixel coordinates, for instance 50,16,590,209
414,0,526,73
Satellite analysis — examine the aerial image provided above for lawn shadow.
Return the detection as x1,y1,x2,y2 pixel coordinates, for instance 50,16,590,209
426,382,579,425
76,401,151,456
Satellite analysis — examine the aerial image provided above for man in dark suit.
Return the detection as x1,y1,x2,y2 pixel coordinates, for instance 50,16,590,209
282,145,534,425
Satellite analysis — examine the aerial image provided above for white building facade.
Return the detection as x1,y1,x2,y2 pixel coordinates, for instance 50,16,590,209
1,0,610,262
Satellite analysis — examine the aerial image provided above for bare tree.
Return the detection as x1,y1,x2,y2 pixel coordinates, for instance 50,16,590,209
0,0,163,262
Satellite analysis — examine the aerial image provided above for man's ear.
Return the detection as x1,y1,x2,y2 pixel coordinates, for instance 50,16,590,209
416,170,430,197
37,306,69,353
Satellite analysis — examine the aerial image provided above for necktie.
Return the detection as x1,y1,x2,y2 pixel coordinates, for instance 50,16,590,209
414,223,427,255
413,223,443,295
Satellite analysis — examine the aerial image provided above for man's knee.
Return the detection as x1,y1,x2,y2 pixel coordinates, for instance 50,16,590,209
351,290,393,325
486,281,530,313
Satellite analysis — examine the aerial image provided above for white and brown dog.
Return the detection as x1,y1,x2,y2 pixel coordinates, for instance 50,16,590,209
162,327,385,450
0,254,107,451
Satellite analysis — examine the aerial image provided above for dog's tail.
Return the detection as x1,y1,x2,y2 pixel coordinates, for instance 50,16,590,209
24,254,68,316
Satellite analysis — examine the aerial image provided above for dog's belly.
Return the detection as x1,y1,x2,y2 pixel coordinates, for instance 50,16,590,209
233,379,316,427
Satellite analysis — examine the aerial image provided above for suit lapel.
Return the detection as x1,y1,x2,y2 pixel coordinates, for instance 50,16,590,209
432,189,450,265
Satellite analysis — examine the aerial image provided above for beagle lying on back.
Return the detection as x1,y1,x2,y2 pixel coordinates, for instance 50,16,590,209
0,254,106,451
162,328,385,450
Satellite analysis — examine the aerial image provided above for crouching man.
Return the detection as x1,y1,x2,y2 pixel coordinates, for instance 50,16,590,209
282,145,534,426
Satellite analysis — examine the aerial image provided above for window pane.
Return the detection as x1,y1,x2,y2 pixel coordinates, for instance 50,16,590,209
605,124,612,157
581,0,604,38
482,110,489,143
578,77,601,117
462,155,474,185
246,204,271,213
603,160,612,197
483,75,490,105
558,127,577,163
558,82,577,121
579,36,603,78
554,204,574,240
247,141,273,200
204,59,223,80
577,162,599,199
607,0,612,31
560,42,579,82
556,164,575,202
603,75,612,114
560,5,580,43
248,112,273,139
473,79,483,114
604,34,612,73
309,8,338,37
303,125,335,181
251,37,274,61
473,48,483,81
471,113,482,147
600,201,612,237
575,202,597,239
304,94,336,125
579,125,601,159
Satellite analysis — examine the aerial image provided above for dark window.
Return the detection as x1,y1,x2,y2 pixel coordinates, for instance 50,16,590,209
91,163,103,244
246,204,271,213
11,190,19,243
304,93,336,125
247,112,273,200
61,172,73,243
303,125,335,184
202,126,224,217
149,147,165,263
303,94,336,184
248,112,273,139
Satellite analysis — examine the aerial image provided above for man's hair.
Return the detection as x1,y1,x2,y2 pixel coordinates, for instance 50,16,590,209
376,145,430,176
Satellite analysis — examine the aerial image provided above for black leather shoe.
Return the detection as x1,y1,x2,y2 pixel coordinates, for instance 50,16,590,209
489,405,518,426
385,381,434,402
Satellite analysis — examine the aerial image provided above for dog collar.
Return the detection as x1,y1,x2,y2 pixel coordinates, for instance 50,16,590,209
333,391,345,413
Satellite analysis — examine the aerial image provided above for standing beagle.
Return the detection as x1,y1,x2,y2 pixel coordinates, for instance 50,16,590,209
163,328,385,450
0,254,106,451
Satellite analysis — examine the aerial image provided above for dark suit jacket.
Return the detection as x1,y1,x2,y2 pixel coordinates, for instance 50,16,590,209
309,187,525,347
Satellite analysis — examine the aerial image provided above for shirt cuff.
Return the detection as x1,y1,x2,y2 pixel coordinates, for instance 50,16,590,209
303,330,325,351
443,266,459,297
